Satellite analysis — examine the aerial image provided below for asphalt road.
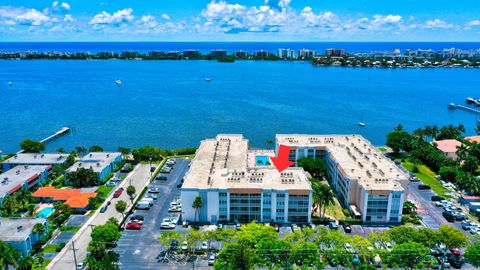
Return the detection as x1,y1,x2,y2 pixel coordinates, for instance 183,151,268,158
115,158,192,270
48,164,154,270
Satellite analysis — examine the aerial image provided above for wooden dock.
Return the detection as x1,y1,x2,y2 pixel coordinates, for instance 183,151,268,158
448,103,480,114
17,127,70,153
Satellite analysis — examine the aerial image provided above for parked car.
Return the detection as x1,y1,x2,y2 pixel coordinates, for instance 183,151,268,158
342,222,352,233
208,254,216,266
156,175,168,181
177,183,183,188
160,167,172,173
136,201,151,210
418,184,431,190
160,221,175,229
431,195,444,201
76,262,84,270
443,211,456,222
125,222,142,230
447,253,463,269
461,221,474,230
145,194,158,200
113,188,123,198
384,242,393,252
353,255,360,265
328,221,338,230
201,241,208,250
181,241,188,250
99,205,108,213
129,214,144,222
449,247,461,256
291,224,300,232
148,187,160,193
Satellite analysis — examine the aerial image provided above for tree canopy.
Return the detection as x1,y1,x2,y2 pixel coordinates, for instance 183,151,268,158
67,168,98,187
19,139,46,153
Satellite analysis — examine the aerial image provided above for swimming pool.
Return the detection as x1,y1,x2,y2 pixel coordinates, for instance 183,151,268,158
255,156,271,166
36,207,55,218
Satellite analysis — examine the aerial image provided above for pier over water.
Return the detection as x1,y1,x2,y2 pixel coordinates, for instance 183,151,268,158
17,127,70,154
448,103,480,114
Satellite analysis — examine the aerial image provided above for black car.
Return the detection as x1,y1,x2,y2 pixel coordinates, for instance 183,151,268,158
177,183,183,188
150,166,156,173
442,211,455,222
156,175,167,181
129,215,144,221
418,184,431,190
342,223,352,233
431,195,444,201
328,222,338,230
447,253,463,269
99,205,108,213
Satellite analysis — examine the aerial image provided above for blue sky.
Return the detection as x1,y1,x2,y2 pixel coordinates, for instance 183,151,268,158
0,0,480,41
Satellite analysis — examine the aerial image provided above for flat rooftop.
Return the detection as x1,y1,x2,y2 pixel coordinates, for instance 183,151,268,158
0,217,46,242
67,152,121,173
0,165,49,198
3,153,68,165
182,134,312,191
276,134,407,191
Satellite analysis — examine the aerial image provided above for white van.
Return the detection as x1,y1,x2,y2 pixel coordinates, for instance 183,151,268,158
141,198,154,206
136,201,150,210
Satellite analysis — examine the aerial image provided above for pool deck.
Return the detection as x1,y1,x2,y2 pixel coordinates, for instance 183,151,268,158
35,203,54,217
247,149,275,168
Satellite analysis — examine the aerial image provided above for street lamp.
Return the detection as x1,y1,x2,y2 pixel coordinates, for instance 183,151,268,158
149,157,153,178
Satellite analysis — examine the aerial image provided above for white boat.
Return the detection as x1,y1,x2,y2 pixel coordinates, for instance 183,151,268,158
204,77,212,82
467,97,476,104
358,122,366,127
8,82,12,86
115,80,122,86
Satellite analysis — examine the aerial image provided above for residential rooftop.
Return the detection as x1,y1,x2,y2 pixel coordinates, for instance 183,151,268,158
3,153,68,165
0,165,49,198
182,134,312,192
276,134,408,191
0,217,47,242
32,187,97,209
67,152,121,173
434,139,462,153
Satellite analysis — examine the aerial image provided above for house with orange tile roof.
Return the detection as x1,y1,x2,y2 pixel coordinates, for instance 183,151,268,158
32,187,97,213
434,139,462,160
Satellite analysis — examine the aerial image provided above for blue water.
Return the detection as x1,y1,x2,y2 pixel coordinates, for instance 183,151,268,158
256,156,271,166
36,207,54,218
1,42,480,54
0,43,480,153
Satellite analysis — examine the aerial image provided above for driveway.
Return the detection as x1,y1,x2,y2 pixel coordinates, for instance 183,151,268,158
115,159,191,270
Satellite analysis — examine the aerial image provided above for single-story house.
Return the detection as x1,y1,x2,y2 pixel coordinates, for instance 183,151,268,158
32,187,97,213
0,217,49,256
434,139,462,160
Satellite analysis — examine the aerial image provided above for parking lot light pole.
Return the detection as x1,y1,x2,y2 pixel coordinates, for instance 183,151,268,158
149,157,153,178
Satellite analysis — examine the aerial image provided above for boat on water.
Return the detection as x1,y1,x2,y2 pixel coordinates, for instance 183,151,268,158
358,122,366,127
115,80,122,86
204,77,212,82
8,81,12,86
466,97,476,104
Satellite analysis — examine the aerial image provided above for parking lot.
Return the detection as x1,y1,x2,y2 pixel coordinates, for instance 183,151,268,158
115,158,196,270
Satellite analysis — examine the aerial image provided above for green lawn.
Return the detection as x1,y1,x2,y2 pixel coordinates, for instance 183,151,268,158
32,259,51,270
402,161,450,198
324,200,346,220
96,186,114,199
43,244,61,253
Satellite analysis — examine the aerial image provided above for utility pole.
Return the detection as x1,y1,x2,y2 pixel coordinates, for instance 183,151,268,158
72,240,78,268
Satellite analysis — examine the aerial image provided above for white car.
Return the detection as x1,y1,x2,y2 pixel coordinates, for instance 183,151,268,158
291,224,300,231
201,241,208,250
208,254,216,266
181,241,188,250
344,243,354,253
384,242,393,252
160,222,175,229
470,227,480,235
434,201,443,207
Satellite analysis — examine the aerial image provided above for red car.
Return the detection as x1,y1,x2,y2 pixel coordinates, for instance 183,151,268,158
113,189,123,198
450,247,461,256
125,222,142,230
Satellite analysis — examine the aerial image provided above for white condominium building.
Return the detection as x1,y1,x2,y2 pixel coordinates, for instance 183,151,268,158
181,134,312,224
276,134,409,223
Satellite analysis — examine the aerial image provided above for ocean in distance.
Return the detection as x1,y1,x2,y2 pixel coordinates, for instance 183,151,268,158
0,42,480,153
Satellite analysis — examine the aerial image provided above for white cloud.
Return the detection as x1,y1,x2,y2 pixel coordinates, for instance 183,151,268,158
60,2,71,11
466,20,480,27
90,8,134,25
161,14,170,20
0,6,50,26
52,1,58,8
372,14,402,25
64,14,73,22
422,19,453,29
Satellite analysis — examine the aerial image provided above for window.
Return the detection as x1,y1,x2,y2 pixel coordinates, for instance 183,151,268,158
392,194,401,199
277,194,285,198
219,192,227,197
276,209,284,213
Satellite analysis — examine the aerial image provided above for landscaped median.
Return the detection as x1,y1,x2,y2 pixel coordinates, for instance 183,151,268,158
402,160,450,198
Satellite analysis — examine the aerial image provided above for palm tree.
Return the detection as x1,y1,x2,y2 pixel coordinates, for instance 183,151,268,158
320,185,335,219
456,144,469,161
75,146,87,156
311,184,323,216
0,241,19,269
33,223,46,238
192,196,202,222
16,256,33,270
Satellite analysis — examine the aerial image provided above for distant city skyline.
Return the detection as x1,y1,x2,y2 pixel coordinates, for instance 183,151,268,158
1,0,480,41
